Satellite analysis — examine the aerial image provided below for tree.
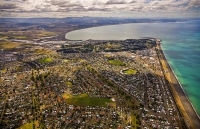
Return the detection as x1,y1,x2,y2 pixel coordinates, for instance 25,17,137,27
41,81,45,87
31,76,35,82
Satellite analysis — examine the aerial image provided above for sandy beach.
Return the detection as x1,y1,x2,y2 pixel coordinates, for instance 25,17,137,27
157,41,200,128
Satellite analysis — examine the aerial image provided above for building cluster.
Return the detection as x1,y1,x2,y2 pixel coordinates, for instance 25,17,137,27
0,39,182,128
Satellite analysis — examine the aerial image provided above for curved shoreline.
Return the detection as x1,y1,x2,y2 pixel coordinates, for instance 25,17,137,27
158,43,200,128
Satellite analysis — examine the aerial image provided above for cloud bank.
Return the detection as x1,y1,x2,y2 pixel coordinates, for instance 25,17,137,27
0,0,199,18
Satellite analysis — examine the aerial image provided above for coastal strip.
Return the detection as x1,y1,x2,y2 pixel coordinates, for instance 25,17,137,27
156,40,200,129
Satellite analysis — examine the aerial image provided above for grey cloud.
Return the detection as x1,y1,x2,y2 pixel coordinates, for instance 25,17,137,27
0,4,17,9
130,6,144,11
59,3,81,8
106,0,127,5
154,5,168,11
0,0,199,18
146,0,190,11
49,0,70,6
3,0,25,2
57,5,86,12
151,2,159,6
87,7,111,12
70,6,86,11
57,6,111,12
49,0,81,8
189,1,200,7
129,0,137,4
35,5,53,12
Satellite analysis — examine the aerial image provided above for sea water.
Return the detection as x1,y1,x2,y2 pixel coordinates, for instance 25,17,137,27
65,20,200,116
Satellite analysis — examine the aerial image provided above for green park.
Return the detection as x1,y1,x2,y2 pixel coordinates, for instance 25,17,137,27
108,59,125,66
62,93,115,107
122,69,137,75
38,57,53,64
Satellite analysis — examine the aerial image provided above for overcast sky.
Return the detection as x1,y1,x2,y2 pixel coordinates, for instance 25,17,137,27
0,0,200,18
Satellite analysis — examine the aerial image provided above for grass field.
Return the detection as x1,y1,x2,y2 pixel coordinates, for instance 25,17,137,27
122,69,137,75
38,57,53,64
63,59,69,63
0,41,21,49
0,30,56,41
34,49,50,54
62,93,115,106
16,66,24,72
66,81,72,87
34,49,57,56
0,69,7,74
0,35,8,39
36,31,55,37
18,121,39,129
13,36,28,39
108,59,125,66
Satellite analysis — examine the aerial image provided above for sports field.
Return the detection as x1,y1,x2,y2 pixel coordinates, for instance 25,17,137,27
38,57,53,64
108,59,125,66
62,93,115,106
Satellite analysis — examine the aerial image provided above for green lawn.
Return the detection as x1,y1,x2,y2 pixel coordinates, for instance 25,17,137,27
0,68,7,74
0,34,28,40
36,31,55,37
108,59,125,66
131,114,137,129
18,121,39,129
16,66,24,72
66,81,72,87
0,41,21,49
0,35,8,39
122,69,137,75
38,57,53,64
13,36,28,39
63,93,115,106
63,59,69,63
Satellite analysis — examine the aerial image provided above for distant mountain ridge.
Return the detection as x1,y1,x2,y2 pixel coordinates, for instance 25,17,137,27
0,17,188,25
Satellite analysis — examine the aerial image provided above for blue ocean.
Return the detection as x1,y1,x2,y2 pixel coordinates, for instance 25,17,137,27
65,20,200,116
